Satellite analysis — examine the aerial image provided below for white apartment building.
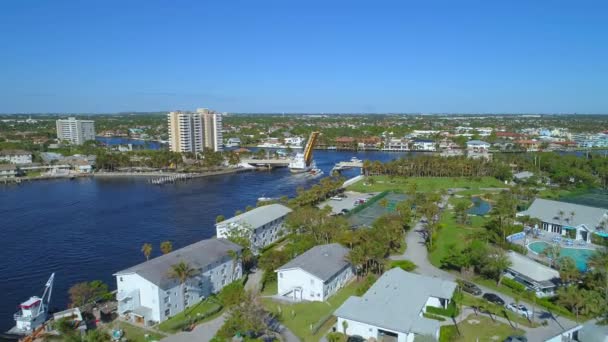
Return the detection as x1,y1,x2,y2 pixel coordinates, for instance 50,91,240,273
215,204,292,254
167,109,223,153
0,150,32,164
56,117,96,145
276,243,354,302
114,238,242,325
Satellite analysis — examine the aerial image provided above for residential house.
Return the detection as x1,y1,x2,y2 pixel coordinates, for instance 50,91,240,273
517,198,608,242
0,150,32,164
516,139,541,152
215,204,292,253
114,238,242,325
412,139,436,151
275,243,354,302
335,137,356,150
505,251,560,297
383,138,410,152
334,268,457,341
466,140,491,160
0,164,18,179
357,137,381,150
226,138,241,147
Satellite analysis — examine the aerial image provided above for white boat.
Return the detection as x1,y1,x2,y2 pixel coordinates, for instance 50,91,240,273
7,273,54,336
350,157,362,163
289,132,320,173
257,196,277,202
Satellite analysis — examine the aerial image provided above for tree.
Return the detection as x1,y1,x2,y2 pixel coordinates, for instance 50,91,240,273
216,292,270,339
141,243,152,260
557,286,585,321
481,247,511,285
68,280,110,307
342,320,348,336
160,241,173,255
216,215,225,223
454,200,470,225
588,250,608,301
557,256,580,284
540,243,561,268
167,261,197,312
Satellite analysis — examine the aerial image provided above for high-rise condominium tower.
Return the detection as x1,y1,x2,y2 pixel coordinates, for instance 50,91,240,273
56,117,96,145
167,109,223,153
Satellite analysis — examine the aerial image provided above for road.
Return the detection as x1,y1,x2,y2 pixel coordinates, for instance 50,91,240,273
395,215,581,341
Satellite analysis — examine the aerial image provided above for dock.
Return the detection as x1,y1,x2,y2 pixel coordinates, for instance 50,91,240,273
332,160,363,173
240,158,291,168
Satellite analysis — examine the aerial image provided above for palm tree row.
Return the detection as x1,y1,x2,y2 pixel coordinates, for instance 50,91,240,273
140,240,174,260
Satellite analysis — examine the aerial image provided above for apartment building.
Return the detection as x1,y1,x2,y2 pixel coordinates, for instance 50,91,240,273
56,117,96,145
114,238,242,325
167,109,223,153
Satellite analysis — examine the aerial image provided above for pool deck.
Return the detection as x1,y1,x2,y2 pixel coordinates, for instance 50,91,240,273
513,231,599,266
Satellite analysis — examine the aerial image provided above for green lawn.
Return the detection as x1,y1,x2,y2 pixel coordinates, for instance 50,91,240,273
261,278,278,296
157,298,223,333
347,176,505,194
440,314,524,342
107,321,166,342
459,293,540,328
262,281,359,341
429,210,486,267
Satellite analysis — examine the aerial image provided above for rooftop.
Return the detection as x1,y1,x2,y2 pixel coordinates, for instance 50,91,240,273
0,150,31,156
115,238,242,289
218,203,292,229
334,268,457,336
466,140,490,146
276,243,350,282
518,198,607,231
507,251,560,286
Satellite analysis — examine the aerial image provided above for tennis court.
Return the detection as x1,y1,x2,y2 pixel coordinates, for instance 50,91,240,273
348,192,409,228
560,189,608,209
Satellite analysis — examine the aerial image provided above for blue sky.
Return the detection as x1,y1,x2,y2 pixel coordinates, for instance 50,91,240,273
1,0,607,113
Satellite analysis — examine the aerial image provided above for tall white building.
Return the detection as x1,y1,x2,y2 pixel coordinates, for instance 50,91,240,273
167,109,223,153
56,117,96,145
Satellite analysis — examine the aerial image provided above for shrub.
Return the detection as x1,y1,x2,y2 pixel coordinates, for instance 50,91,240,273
426,301,458,317
507,243,528,255
422,312,446,321
326,332,347,342
218,281,245,307
356,274,377,296
439,325,458,342
501,277,527,293
591,233,608,247
390,259,417,272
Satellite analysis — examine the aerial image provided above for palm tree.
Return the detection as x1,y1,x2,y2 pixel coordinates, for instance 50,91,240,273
588,250,608,300
557,210,565,226
141,243,152,260
168,261,198,312
160,241,173,255
541,243,561,268
557,286,584,321
569,211,576,226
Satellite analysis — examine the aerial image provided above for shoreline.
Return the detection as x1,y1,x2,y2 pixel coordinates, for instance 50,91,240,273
93,167,254,178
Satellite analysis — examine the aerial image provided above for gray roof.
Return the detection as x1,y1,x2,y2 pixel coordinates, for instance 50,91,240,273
513,171,534,180
276,243,351,282
218,204,292,229
579,322,608,342
334,268,457,336
467,140,490,146
507,251,560,286
518,198,607,232
0,150,31,156
115,238,242,289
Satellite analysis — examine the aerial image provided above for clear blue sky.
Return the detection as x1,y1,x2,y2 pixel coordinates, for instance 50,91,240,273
1,0,607,114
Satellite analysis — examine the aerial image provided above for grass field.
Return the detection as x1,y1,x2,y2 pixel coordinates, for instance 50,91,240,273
107,321,166,342
429,210,487,267
348,176,505,193
157,298,222,333
440,315,524,342
262,281,358,341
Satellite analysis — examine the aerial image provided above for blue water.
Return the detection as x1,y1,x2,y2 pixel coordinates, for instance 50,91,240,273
468,197,491,216
96,137,163,150
0,150,409,330
528,241,596,271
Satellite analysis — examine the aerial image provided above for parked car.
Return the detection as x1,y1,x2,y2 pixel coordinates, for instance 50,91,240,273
457,280,482,296
347,336,366,342
341,209,350,214
482,293,505,306
505,303,532,319
330,196,343,201
504,336,527,342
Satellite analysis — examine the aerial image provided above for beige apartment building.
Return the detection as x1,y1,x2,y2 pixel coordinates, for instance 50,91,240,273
167,109,223,153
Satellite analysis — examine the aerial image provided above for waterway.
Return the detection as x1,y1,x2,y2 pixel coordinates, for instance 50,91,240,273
0,150,410,330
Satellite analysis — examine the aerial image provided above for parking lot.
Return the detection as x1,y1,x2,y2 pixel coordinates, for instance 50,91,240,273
316,191,378,214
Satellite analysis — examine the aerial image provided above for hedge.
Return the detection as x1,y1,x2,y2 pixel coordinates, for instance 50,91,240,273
345,191,390,217
501,277,527,293
422,312,446,321
426,301,458,317
390,260,417,272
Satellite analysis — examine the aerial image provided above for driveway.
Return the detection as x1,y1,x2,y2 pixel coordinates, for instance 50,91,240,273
394,201,581,342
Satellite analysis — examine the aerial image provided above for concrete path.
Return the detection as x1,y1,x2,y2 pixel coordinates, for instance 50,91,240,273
393,208,581,341
160,313,226,342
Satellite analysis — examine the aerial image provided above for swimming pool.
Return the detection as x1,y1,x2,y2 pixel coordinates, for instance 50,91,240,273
528,241,596,271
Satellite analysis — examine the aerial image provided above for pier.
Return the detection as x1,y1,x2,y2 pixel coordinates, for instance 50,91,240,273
240,158,291,168
149,174,193,185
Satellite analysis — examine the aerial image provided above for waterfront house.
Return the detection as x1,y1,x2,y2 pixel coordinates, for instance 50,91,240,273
0,164,18,179
412,139,436,151
334,268,457,341
466,140,491,160
215,204,292,253
0,150,32,164
114,238,242,325
505,251,560,297
275,243,353,302
226,137,241,147
517,198,608,242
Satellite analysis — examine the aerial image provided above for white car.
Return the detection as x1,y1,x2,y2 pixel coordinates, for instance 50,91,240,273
505,303,532,319
330,196,343,201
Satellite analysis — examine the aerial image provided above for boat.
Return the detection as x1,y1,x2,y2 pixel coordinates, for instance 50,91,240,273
308,168,324,177
257,196,277,202
289,132,320,173
7,273,55,336
350,157,362,163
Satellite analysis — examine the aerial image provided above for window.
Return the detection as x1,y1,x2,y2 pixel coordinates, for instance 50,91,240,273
165,309,170,317
310,279,314,285
279,273,283,278
119,277,123,282
164,297,169,304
